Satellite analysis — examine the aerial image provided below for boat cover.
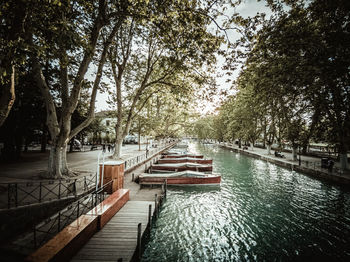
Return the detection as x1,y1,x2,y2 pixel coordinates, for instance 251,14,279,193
152,162,210,168
139,171,217,178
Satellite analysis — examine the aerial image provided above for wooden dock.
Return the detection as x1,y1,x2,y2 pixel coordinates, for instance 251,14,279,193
71,200,154,262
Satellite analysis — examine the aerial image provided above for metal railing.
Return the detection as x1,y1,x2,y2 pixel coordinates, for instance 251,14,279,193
10,181,111,253
0,173,96,210
124,142,175,171
0,142,175,210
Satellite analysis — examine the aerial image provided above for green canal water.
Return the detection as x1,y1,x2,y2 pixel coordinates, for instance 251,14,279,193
142,143,350,261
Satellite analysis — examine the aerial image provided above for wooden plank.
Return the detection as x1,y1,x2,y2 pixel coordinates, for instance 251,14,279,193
87,189,129,229
26,215,98,262
71,200,154,262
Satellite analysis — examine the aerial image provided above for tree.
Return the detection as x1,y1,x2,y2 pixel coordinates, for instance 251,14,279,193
106,2,223,159
25,0,127,178
220,0,349,169
0,0,29,126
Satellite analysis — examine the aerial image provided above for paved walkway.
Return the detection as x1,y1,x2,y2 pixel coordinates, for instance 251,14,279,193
0,144,149,183
217,142,350,183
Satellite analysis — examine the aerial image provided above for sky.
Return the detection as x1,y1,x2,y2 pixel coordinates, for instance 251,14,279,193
93,0,271,114
194,0,272,115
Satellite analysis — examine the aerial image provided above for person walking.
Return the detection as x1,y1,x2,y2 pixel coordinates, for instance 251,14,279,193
102,144,106,153
108,144,111,153
328,159,334,173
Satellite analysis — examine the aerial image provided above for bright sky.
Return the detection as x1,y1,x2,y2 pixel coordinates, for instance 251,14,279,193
93,0,271,115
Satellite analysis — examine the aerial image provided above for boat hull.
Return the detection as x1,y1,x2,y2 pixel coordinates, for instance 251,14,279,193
139,176,221,185
158,158,212,164
163,154,204,159
151,165,212,172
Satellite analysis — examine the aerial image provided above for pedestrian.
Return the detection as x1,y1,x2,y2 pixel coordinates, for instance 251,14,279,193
328,159,334,173
102,144,106,153
108,144,111,152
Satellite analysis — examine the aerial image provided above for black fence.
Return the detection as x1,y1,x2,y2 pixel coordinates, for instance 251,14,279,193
124,142,175,171
10,182,110,254
0,173,96,210
0,142,175,210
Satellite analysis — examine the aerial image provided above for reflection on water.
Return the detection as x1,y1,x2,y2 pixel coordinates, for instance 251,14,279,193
142,144,350,261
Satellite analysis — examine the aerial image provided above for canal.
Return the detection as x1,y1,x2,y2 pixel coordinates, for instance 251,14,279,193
142,143,350,261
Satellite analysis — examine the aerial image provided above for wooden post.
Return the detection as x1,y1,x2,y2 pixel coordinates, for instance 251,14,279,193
58,180,61,199
77,201,80,218
148,204,152,228
137,223,142,260
154,194,158,216
33,225,37,248
58,211,61,231
39,182,42,203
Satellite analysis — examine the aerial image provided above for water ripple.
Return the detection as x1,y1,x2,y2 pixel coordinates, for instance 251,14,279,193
142,144,350,261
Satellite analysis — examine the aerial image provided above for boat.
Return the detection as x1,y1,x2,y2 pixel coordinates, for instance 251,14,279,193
174,144,188,149
150,162,212,172
163,149,188,155
139,171,221,185
163,154,204,159
158,157,212,164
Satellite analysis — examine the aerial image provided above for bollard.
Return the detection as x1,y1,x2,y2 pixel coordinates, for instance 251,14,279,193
39,182,42,203
33,225,37,248
154,194,158,216
132,173,135,182
148,204,152,227
137,223,142,260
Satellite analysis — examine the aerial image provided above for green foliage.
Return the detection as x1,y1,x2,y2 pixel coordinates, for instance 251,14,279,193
209,0,350,159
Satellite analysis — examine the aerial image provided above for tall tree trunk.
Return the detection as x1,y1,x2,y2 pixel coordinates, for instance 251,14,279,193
302,108,320,153
48,143,61,178
267,143,272,155
0,66,16,127
114,138,123,158
61,143,69,174
47,142,69,178
251,140,255,151
138,118,141,151
113,120,124,158
292,145,298,161
339,140,349,170
40,126,47,153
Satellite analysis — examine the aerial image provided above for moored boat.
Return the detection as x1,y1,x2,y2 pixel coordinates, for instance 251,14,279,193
163,154,204,159
150,162,212,172
158,157,212,164
139,171,221,186
163,149,188,155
